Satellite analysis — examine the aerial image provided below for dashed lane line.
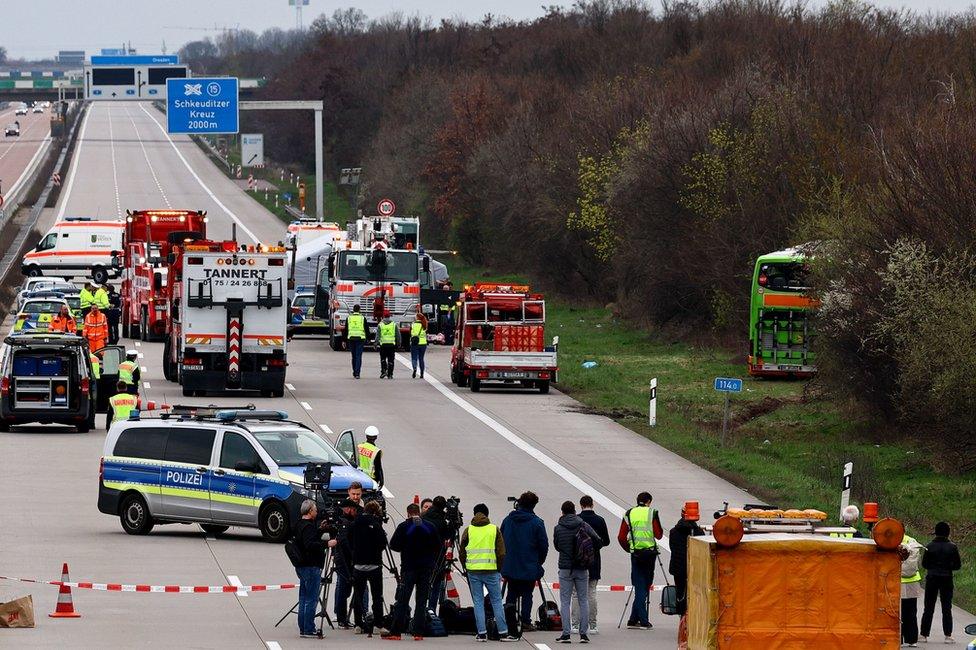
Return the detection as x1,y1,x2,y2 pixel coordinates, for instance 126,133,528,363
106,105,122,218
55,104,94,219
134,341,141,347
300,401,312,411
123,103,171,207
318,423,332,435
138,103,258,243
285,383,295,391
143,382,151,389
381,486,395,499
266,643,282,650
393,353,670,553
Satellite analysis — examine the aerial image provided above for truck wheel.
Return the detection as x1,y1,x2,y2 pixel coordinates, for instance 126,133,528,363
25,265,42,277
538,380,550,395
92,267,108,285
0,421,10,432
457,369,469,388
450,366,459,385
120,493,154,535
470,377,481,392
162,341,172,381
140,308,149,341
182,386,194,397
201,524,229,536
259,502,289,543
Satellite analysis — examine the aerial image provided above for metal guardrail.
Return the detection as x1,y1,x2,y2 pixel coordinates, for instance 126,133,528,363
0,103,88,291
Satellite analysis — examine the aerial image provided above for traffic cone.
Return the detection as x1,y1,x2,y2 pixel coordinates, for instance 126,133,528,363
443,550,461,607
49,563,81,618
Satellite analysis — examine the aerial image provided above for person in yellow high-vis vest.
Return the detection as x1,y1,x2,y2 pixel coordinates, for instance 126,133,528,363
378,310,397,379
459,503,516,642
900,532,925,646
410,307,428,379
106,381,139,429
345,304,370,379
617,491,663,629
118,350,141,395
356,426,384,489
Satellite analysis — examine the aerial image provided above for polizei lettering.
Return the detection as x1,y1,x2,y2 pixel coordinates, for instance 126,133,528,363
166,470,203,486
204,268,269,279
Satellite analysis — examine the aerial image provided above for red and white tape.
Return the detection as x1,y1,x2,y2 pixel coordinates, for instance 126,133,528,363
0,575,295,594
541,582,667,593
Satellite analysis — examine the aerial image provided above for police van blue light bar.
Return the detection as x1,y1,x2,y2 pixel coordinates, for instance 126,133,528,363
216,409,288,422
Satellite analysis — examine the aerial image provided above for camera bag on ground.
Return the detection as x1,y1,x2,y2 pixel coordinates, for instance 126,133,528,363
439,599,477,634
536,582,562,631
483,595,521,639
658,552,679,615
425,609,448,637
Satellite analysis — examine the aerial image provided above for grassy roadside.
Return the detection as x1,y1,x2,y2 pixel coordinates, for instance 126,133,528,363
447,260,976,610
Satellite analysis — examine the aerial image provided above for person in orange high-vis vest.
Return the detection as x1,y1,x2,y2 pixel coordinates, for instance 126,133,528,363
84,304,109,352
49,305,77,333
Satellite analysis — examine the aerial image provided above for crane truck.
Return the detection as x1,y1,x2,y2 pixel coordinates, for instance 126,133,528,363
120,209,207,341
162,239,289,397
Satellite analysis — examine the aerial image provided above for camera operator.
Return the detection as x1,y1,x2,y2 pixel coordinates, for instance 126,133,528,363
349,500,389,635
384,503,442,639
293,499,337,639
332,499,359,629
422,496,453,611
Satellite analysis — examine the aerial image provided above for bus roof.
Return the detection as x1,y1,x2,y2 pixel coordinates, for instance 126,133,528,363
756,243,817,263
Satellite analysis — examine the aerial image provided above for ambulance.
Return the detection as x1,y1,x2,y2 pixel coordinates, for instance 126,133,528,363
21,218,124,284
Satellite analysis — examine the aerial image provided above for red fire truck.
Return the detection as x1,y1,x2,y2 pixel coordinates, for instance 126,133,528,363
120,209,207,341
449,283,558,394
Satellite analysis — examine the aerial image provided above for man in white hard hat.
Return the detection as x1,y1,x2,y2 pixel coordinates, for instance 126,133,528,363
356,426,385,489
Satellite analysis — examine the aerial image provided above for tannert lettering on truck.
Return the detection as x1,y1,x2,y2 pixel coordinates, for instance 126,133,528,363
165,470,204,486
203,269,269,279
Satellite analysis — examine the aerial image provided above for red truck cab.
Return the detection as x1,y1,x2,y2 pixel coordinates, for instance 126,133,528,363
120,209,207,341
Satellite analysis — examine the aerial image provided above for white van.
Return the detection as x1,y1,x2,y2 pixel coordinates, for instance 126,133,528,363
21,217,124,284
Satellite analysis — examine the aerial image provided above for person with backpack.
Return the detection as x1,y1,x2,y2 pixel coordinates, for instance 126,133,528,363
617,491,664,630
572,495,610,634
384,503,442,640
289,499,336,639
552,500,600,643
920,521,963,644
349,501,389,635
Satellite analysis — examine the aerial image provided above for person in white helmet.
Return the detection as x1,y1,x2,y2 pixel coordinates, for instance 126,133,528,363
356,426,384,489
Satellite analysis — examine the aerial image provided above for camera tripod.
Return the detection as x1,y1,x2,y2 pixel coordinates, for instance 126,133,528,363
275,546,337,634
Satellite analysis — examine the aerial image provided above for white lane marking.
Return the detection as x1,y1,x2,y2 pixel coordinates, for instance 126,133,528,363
266,643,282,650
318,423,332,434
535,645,552,650
140,366,147,372
393,354,670,553
106,104,122,218
226,575,247,598
138,103,258,243
56,104,94,218
285,383,295,391
137,352,144,359
124,104,171,207
143,382,151,388
300,401,312,411
134,341,141,347
381,486,395,499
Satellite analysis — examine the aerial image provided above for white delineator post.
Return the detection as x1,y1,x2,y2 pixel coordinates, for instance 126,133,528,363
649,378,657,426
840,462,853,520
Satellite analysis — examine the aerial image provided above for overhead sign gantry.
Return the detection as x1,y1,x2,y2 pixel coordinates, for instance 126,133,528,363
84,54,187,100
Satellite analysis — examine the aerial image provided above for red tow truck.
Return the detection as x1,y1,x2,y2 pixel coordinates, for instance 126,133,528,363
120,209,207,341
449,283,558,394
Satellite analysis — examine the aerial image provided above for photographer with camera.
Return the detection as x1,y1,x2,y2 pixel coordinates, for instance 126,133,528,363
384,503,442,639
349,500,389,635
291,499,337,639
423,495,454,611
332,499,360,629
501,491,549,633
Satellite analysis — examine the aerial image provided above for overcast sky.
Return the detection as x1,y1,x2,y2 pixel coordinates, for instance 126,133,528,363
2,0,974,59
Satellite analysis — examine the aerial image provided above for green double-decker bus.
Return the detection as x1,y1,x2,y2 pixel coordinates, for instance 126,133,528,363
748,246,818,378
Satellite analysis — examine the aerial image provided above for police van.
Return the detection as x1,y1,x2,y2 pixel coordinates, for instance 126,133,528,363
98,407,378,541
21,217,124,284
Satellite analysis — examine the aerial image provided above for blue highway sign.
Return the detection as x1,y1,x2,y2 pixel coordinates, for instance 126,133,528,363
91,55,179,66
166,77,239,135
714,377,743,393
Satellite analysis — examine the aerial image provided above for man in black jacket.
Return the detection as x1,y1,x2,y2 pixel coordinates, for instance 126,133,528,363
293,499,335,638
668,504,705,616
384,503,442,639
422,495,452,611
332,500,359,629
572,495,609,634
920,521,963,643
349,500,389,635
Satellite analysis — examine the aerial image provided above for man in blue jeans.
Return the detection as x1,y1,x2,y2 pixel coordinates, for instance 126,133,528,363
345,305,369,379
459,503,518,642
617,491,664,630
293,499,336,638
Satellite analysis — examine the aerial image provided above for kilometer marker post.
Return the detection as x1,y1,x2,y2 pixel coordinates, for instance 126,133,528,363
649,378,657,427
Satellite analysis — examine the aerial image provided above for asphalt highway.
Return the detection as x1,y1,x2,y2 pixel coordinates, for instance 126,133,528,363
1,102,971,649
0,105,51,206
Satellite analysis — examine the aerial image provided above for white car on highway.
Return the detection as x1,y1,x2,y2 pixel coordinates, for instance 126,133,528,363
14,105,28,116
32,105,43,114
4,123,20,137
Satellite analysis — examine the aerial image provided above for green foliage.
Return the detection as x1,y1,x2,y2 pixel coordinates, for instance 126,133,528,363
567,121,649,261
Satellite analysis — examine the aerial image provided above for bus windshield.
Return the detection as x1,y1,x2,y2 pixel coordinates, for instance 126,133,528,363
336,250,418,282
757,262,809,292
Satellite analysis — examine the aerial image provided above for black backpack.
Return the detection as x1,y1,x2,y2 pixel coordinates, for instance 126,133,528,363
284,527,305,568
575,526,595,569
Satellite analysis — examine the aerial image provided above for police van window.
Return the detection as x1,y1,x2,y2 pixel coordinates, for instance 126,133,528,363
36,233,57,251
163,428,216,465
220,432,266,473
114,427,168,460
